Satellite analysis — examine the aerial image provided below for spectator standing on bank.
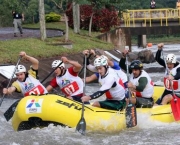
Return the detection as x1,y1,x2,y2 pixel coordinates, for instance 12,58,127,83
12,10,24,37
150,0,156,9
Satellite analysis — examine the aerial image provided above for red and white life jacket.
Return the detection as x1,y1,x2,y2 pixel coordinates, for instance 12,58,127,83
98,68,125,100
17,75,48,96
164,64,180,92
56,69,83,96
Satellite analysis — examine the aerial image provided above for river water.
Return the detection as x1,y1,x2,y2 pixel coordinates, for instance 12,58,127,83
0,44,180,145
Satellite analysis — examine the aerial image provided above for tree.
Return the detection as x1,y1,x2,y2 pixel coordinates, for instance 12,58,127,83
86,0,124,36
0,0,26,26
27,0,38,23
39,0,47,41
73,2,80,33
51,0,69,42
72,0,89,34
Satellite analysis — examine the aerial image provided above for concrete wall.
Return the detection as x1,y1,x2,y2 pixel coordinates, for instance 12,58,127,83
97,28,131,51
97,25,180,50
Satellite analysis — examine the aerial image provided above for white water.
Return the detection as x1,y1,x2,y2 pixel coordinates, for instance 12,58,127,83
0,44,180,145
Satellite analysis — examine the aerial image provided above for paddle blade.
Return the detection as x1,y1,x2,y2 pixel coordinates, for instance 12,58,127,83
76,117,86,135
4,99,20,121
171,95,180,121
125,103,137,128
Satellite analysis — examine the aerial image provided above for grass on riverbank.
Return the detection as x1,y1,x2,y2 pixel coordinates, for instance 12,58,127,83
0,22,114,63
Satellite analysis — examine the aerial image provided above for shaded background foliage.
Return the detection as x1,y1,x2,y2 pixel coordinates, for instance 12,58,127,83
0,0,178,27
66,4,119,32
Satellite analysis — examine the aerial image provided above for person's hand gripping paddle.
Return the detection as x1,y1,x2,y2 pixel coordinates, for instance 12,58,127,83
125,46,137,128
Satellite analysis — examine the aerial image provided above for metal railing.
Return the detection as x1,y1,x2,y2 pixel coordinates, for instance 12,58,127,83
122,8,180,27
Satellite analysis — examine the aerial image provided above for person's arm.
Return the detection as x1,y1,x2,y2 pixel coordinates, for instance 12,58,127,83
109,60,120,70
46,85,53,92
22,13,24,21
85,73,98,83
46,78,58,92
119,57,126,71
83,51,97,72
155,43,166,68
82,49,97,72
20,51,39,70
61,57,82,73
3,81,21,94
119,57,132,74
155,50,166,68
173,67,180,80
3,86,16,95
136,77,148,92
108,60,115,68
87,64,97,72
90,75,116,99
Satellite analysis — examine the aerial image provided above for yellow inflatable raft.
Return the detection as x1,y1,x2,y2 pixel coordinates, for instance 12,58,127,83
12,86,179,132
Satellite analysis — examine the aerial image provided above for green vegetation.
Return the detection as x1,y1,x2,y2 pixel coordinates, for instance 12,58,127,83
45,12,61,22
0,22,114,63
0,0,178,27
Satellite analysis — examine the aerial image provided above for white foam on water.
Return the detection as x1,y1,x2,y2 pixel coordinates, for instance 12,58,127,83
1,44,180,144
136,112,171,129
10,143,21,145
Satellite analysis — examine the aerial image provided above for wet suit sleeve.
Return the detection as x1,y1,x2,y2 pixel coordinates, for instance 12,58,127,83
28,67,38,79
111,61,120,70
83,54,92,66
12,81,21,93
90,90,108,99
83,54,97,72
155,50,166,68
87,64,97,73
90,75,116,99
119,57,132,73
135,77,148,92
174,67,180,80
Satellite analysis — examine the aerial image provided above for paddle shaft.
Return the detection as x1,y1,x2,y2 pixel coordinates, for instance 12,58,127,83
40,61,63,84
81,55,87,118
114,49,132,99
0,57,21,107
125,54,137,128
125,55,131,96
76,55,87,135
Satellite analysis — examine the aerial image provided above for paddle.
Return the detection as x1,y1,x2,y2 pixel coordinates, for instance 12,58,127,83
170,80,180,121
162,49,180,120
125,54,137,128
114,49,137,127
3,61,63,121
76,55,87,135
0,56,21,107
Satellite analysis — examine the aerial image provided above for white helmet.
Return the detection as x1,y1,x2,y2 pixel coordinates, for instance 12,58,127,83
94,57,108,67
166,54,176,63
15,65,26,74
100,55,108,60
52,60,65,68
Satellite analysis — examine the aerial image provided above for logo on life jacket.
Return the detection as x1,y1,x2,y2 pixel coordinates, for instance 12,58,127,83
24,82,35,92
61,79,71,87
